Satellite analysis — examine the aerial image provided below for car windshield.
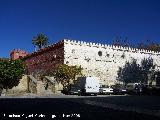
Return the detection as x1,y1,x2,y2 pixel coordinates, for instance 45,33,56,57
126,85,133,87
111,84,125,88
71,87,79,90
100,85,110,88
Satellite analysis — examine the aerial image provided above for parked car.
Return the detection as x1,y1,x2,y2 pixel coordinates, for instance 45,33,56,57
126,83,142,95
68,87,80,95
141,85,160,95
111,84,127,95
99,85,113,95
150,86,160,95
62,84,73,95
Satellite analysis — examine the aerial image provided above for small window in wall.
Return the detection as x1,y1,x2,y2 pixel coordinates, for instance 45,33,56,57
87,59,90,62
121,53,125,59
85,57,90,62
98,51,102,56
72,49,75,53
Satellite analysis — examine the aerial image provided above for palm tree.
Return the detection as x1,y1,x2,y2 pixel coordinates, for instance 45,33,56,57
32,33,49,50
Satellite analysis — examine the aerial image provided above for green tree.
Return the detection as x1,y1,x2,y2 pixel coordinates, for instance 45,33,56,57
141,58,156,84
137,41,160,52
52,64,83,87
117,58,156,85
117,59,142,84
147,43,160,52
153,71,160,86
0,59,25,91
113,36,130,47
32,33,49,50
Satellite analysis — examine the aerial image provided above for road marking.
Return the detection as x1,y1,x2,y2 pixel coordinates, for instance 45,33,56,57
83,100,160,117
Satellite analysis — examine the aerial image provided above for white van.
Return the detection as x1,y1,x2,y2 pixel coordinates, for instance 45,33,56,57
75,77,100,96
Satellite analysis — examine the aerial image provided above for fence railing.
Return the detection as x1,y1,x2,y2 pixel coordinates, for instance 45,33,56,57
27,75,38,94
43,76,57,93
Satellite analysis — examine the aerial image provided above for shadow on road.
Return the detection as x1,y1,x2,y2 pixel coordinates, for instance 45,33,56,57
0,97,160,120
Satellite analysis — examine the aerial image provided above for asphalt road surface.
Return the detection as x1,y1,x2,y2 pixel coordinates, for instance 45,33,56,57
0,95,160,120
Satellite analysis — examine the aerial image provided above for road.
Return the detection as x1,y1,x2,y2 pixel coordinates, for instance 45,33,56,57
0,95,160,120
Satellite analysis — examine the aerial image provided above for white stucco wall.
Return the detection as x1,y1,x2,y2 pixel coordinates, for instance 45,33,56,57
63,39,160,85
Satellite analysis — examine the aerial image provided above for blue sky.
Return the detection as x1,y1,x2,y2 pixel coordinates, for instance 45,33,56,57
0,0,160,58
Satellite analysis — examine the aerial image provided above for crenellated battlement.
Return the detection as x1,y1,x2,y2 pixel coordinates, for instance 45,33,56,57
63,39,160,55
63,38,160,85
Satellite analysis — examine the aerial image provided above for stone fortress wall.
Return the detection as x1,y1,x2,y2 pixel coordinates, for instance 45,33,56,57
63,39,160,85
